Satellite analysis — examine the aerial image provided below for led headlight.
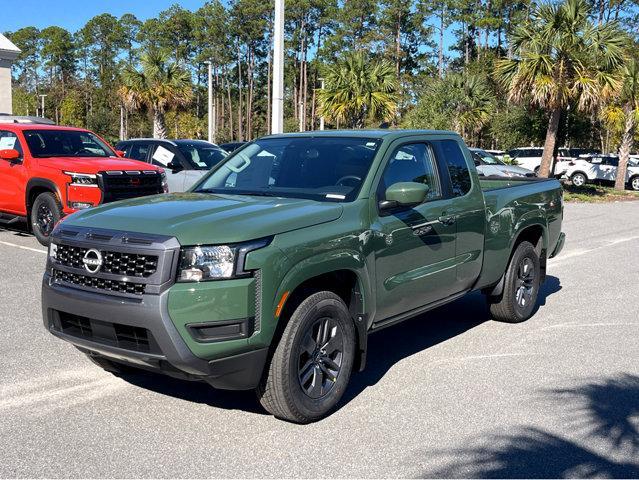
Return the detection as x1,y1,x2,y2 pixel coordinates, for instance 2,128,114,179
178,238,272,282
64,172,98,187
179,246,236,281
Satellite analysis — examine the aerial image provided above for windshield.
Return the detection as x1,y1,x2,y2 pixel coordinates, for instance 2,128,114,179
194,136,382,202
475,150,503,165
23,129,114,158
177,143,228,170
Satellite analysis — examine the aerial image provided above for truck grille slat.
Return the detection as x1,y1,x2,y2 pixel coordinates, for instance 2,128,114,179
53,269,146,296
56,244,158,278
100,171,162,202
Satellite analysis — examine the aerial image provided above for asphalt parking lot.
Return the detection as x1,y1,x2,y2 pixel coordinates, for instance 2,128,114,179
1,201,638,478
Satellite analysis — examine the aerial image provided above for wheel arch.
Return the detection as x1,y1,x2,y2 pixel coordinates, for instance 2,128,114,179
272,254,372,372
25,178,63,230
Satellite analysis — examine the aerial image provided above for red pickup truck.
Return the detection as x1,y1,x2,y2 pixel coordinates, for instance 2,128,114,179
0,118,167,245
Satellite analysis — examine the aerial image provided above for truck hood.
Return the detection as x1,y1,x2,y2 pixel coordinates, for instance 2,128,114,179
37,156,158,173
63,193,344,245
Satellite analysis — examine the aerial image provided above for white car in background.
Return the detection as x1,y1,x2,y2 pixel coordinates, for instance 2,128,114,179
506,147,544,173
563,155,639,190
469,148,536,178
115,138,228,192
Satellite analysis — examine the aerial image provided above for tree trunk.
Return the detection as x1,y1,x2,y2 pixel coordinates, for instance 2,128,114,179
237,47,243,141
120,105,125,141
153,109,167,139
539,106,562,177
615,105,635,190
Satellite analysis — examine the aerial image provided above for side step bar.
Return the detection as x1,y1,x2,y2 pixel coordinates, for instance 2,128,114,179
0,214,25,225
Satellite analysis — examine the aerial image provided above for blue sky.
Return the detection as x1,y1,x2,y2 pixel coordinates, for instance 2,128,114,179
4,0,205,32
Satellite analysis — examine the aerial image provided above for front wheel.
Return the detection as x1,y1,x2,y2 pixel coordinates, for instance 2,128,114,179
30,192,62,246
630,176,639,191
570,172,587,187
257,291,356,423
488,241,541,323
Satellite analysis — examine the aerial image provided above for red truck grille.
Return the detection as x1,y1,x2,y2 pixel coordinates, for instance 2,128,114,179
99,171,163,203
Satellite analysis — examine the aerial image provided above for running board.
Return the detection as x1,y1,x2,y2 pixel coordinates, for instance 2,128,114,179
0,214,25,225
370,290,470,332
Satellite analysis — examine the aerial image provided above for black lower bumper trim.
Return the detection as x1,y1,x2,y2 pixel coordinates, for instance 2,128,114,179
205,348,269,390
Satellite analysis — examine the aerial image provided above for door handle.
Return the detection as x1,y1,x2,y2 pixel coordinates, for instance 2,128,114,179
438,215,456,226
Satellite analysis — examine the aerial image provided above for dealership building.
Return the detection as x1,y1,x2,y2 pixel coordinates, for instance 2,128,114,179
0,34,20,115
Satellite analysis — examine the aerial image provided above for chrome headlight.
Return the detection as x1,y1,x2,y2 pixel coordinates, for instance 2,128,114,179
178,238,271,282
64,172,98,187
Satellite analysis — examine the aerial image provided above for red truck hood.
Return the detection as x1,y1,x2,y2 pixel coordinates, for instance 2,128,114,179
37,156,159,174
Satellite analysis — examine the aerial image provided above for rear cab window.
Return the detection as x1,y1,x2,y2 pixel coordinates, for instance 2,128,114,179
432,139,472,197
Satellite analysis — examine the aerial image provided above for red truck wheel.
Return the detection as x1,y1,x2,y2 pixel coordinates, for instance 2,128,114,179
30,192,62,246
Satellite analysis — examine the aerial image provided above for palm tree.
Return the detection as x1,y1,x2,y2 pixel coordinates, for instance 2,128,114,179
449,74,495,142
611,59,639,190
119,52,192,139
318,52,399,129
496,0,626,177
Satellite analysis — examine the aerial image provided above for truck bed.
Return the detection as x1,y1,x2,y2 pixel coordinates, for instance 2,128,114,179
474,176,564,290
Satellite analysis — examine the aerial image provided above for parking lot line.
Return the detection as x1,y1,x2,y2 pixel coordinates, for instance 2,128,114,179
0,240,47,254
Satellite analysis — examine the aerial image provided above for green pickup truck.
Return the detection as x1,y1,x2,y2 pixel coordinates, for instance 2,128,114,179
42,130,565,423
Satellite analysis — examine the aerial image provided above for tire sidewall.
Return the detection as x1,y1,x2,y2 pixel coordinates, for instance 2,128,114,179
285,295,356,421
507,243,541,321
31,193,60,246
631,177,639,191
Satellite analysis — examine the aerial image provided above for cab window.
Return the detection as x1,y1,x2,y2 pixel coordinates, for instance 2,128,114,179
378,143,442,202
0,130,24,157
432,139,472,197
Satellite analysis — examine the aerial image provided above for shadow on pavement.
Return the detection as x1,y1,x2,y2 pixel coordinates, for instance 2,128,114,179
115,276,562,416
420,374,639,478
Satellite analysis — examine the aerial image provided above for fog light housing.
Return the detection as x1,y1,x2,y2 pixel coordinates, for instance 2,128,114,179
68,202,93,210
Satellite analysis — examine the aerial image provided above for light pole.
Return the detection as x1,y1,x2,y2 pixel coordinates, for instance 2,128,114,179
271,0,284,134
39,94,47,118
318,77,325,131
205,61,215,143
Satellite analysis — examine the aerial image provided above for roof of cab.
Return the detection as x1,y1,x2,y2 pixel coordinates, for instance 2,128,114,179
262,129,459,140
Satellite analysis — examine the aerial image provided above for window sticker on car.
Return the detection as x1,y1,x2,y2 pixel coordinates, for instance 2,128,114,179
152,145,175,166
0,136,17,149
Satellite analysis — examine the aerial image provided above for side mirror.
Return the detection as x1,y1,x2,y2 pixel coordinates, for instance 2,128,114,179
115,150,126,157
379,182,429,210
167,160,183,173
0,149,20,162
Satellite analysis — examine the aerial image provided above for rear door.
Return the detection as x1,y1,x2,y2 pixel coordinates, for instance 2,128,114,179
0,130,28,214
371,140,458,321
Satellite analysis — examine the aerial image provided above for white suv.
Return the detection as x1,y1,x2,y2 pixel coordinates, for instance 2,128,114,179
506,147,544,173
563,155,639,190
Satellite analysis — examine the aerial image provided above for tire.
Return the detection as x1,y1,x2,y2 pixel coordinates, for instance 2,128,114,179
570,172,587,187
534,166,540,176
30,192,62,246
488,241,541,323
257,291,356,423
630,176,639,191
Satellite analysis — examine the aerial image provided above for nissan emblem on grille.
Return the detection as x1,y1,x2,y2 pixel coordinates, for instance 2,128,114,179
82,249,103,273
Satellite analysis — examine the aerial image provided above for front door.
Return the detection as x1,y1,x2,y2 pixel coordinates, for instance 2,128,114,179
0,130,27,215
371,142,458,321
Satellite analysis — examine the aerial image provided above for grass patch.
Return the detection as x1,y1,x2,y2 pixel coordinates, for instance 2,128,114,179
563,183,639,203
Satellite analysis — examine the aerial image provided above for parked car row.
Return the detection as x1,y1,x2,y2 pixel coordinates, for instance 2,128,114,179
0,116,243,246
561,154,639,190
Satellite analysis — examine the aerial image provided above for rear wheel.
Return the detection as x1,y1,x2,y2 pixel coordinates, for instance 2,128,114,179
488,241,541,323
570,172,587,187
257,291,356,423
30,192,62,246
630,176,639,191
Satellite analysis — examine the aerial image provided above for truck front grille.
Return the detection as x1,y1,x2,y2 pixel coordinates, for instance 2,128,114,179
53,269,146,295
57,311,159,354
99,171,163,203
56,244,158,277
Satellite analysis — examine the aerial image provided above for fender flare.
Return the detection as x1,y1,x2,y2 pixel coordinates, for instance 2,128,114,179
274,249,373,371
25,177,63,213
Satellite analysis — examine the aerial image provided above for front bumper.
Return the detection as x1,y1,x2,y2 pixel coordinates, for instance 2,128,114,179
42,276,268,390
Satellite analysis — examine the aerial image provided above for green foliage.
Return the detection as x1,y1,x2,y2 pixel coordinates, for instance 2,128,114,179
59,90,85,126
318,51,399,128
